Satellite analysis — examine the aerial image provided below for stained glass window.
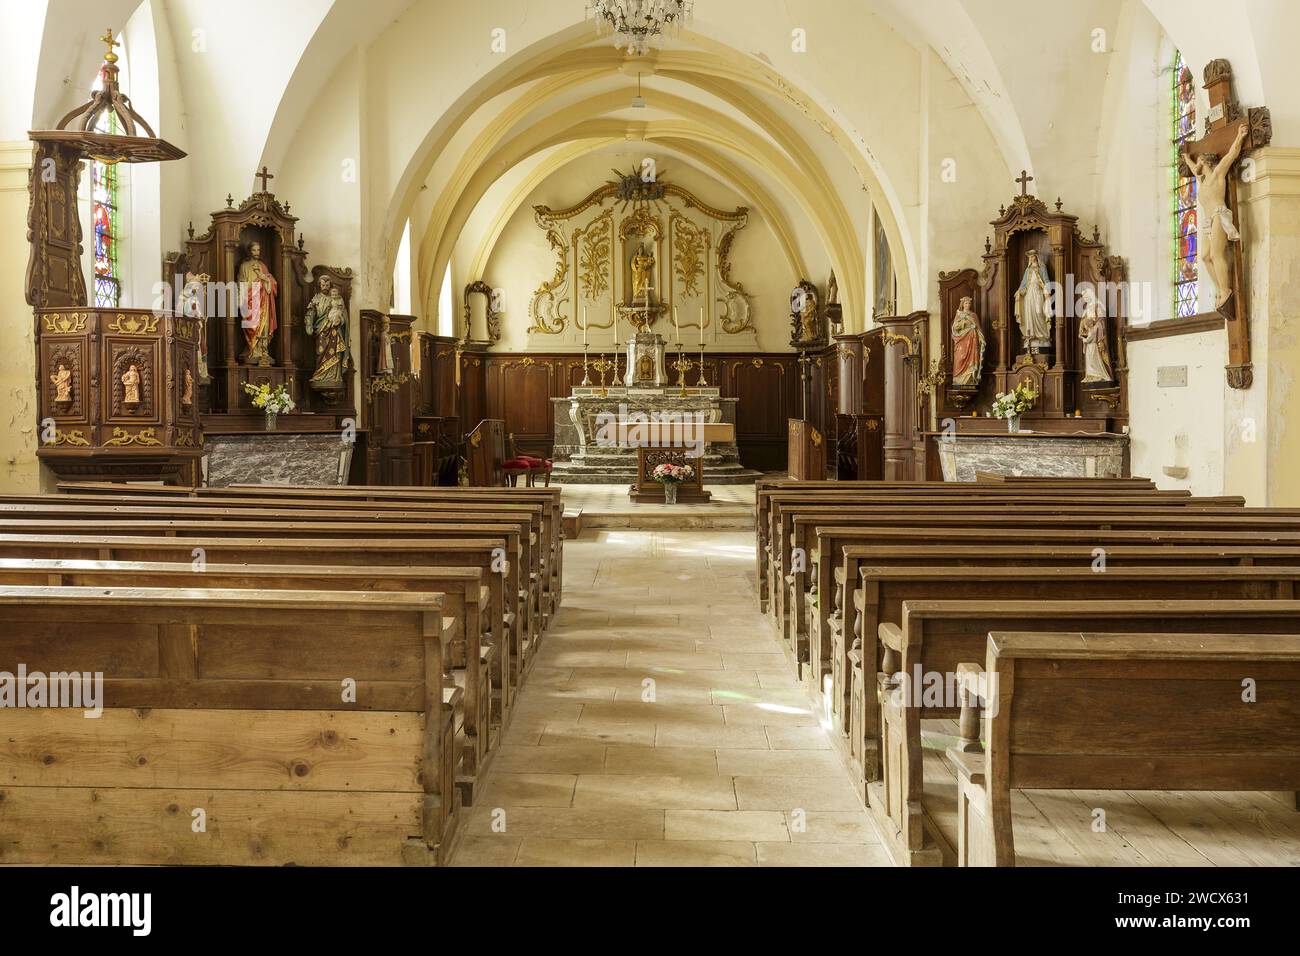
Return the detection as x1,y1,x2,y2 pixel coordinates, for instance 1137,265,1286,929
1171,49,1198,318
91,65,121,309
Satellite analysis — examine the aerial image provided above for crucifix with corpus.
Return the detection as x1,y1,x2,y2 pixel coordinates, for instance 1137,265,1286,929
1178,58,1271,388
255,166,275,194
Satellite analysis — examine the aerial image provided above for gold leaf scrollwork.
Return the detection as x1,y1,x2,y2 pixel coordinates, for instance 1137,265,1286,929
528,210,570,335
107,314,161,336
43,313,88,334
579,210,612,302
671,214,705,297
48,429,90,447
367,372,413,400
104,427,162,447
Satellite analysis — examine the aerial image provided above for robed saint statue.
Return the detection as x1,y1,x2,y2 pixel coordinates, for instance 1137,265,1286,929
304,275,352,392
1013,248,1054,352
238,241,278,367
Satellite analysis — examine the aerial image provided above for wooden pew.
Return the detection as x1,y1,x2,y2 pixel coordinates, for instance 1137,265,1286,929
753,480,1172,609
0,585,456,865
811,535,1300,691
869,598,1300,865
948,631,1300,866
0,516,532,671
0,533,511,788
58,481,566,619
773,499,1278,643
0,502,543,648
763,490,1242,622
777,495,1252,644
0,557,495,786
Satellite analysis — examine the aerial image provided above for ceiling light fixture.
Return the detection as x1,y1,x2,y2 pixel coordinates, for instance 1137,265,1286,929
588,1,693,57
631,73,646,109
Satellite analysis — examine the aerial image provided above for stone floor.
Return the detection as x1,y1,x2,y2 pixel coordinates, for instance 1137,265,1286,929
449,528,891,867
557,482,756,529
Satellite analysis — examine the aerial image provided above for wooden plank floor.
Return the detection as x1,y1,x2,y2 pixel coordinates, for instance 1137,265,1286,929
921,721,1300,866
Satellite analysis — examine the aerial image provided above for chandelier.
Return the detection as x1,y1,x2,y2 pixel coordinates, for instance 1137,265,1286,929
588,1,693,56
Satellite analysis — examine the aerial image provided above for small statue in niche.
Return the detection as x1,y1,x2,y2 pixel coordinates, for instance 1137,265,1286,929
377,314,398,376
181,367,194,407
950,296,985,388
304,275,353,392
1078,286,1115,384
1013,248,1054,352
631,244,655,304
121,363,142,406
51,362,73,405
237,241,278,367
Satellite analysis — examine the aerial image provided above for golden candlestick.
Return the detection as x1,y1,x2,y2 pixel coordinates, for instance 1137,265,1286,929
580,343,592,386
590,355,615,398
671,351,693,397
696,345,708,387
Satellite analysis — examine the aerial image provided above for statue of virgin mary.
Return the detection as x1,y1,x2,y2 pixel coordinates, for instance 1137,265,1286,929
1013,248,1054,351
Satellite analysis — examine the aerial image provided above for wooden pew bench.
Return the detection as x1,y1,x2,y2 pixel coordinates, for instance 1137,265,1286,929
0,557,496,792
774,499,1274,643
0,586,455,866
867,598,1300,866
42,491,558,647
0,534,512,780
947,631,1300,866
812,539,1300,686
0,517,532,674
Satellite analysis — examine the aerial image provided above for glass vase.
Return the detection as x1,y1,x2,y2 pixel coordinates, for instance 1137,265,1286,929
1008,414,1021,434
663,482,678,505
265,411,277,432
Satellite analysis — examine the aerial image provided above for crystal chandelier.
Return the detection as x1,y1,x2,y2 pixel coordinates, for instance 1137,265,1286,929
588,1,693,56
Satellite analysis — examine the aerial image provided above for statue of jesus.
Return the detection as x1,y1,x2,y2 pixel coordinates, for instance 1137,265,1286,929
1013,248,1054,352
238,241,278,367
1183,123,1249,311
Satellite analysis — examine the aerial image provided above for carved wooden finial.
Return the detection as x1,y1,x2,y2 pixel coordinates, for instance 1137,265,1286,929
1055,196,1063,211
255,166,274,193
100,28,121,65
1093,224,1101,243
297,235,305,251
984,236,992,255
284,202,291,214
186,220,194,239
225,194,234,208
1015,169,1034,196
998,204,1006,216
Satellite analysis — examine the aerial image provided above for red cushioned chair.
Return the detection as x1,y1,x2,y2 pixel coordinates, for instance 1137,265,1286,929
505,433,552,487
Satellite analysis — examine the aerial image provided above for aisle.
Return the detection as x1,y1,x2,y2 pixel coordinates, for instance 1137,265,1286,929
450,529,891,866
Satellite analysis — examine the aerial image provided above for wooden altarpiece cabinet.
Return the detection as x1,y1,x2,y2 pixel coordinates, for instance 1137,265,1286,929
162,175,357,426
933,183,1130,432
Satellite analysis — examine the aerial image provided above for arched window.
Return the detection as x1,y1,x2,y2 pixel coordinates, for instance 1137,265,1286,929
1171,49,1198,318
90,62,122,308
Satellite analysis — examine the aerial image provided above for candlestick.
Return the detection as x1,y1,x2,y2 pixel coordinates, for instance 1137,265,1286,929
698,306,705,346
673,306,681,345
580,343,592,386
696,342,708,387
582,307,588,345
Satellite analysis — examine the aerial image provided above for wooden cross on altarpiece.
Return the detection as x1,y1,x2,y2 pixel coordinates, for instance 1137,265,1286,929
1179,58,1271,389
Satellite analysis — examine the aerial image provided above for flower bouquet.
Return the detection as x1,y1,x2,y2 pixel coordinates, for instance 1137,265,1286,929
990,380,1037,433
243,381,296,430
651,461,694,504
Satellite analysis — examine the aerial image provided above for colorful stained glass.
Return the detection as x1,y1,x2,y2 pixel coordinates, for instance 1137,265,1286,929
91,64,120,309
1171,50,1198,318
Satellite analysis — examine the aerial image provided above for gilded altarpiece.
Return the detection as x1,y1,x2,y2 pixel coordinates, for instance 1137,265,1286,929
527,174,756,349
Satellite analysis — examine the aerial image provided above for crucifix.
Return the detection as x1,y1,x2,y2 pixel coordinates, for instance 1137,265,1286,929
255,166,275,193
100,28,120,64
1015,170,1033,196
1179,57,1271,389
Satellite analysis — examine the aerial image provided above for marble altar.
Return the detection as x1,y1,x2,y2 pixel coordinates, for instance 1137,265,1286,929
550,386,761,485
204,432,354,487
936,432,1129,482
